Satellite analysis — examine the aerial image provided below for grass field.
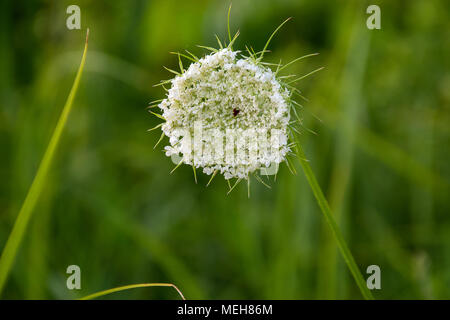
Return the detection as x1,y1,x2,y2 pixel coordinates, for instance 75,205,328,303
0,0,449,299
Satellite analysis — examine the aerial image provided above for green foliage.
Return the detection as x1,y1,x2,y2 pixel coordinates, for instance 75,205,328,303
0,30,88,296
0,0,449,299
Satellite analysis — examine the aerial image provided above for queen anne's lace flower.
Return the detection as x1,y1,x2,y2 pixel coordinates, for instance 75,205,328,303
157,48,291,180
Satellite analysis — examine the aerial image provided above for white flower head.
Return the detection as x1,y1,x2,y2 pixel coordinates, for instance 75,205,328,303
149,14,320,187
158,48,290,180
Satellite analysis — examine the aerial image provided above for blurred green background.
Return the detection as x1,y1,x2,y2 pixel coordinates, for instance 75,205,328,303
0,0,449,299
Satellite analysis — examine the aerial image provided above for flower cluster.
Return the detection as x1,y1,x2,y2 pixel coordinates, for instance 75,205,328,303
157,48,291,179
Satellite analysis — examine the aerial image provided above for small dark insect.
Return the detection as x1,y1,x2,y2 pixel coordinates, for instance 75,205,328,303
233,108,240,117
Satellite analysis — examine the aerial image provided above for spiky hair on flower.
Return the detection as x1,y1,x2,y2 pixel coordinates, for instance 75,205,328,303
149,6,322,193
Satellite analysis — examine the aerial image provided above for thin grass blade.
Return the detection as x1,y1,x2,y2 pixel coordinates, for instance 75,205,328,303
294,141,374,300
0,30,90,295
80,283,185,300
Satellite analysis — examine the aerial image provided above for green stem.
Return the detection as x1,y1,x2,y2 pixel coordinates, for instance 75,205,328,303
295,143,374,300
0,30,89,296
79,283,185,300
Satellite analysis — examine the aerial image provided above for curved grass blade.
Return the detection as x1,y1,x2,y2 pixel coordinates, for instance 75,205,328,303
0,30,89,295
294,141,374,300
80,283,185,300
